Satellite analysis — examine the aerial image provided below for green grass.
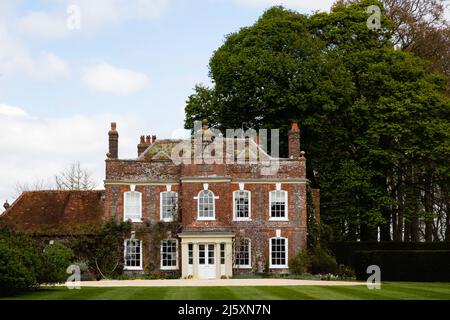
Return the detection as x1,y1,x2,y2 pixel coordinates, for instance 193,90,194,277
2,282,450,300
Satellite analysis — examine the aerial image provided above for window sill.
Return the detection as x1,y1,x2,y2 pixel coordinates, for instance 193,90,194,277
268,218,289,222
124,267,143,271
269,265,288,269
233,218,252,222
234,266,252,269
124,218,142,223
197,217,216,221
161,218,174,223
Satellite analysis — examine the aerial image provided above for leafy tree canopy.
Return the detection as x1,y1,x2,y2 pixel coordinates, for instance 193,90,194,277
184,0,450,241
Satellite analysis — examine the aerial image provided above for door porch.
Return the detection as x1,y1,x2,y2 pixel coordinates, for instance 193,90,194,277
178,231,234,279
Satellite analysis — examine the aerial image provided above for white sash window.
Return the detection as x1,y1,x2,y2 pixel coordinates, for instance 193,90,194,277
124,191,142,222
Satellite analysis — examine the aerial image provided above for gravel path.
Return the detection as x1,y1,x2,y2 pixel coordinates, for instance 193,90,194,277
63,279,366,287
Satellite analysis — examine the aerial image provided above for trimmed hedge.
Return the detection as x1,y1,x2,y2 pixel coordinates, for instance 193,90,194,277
354,250,450,282
330,242,450,266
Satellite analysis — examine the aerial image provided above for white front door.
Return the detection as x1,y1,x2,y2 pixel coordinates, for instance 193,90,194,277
198,244,216,279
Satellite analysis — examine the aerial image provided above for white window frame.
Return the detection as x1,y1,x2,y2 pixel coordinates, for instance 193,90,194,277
123,190,142,222
269,190,288,221
160,191,178,222
234,238,252,269
197,189,216,221
123,239,143,271
269,237,288,268
233,190,251,221
160,239,179,270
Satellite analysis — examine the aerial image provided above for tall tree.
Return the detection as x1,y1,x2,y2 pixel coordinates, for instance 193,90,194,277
55,161,96,191
336,0,450,78
184,1,450,241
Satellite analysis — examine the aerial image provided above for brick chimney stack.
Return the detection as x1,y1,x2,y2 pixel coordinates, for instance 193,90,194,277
108,122,119,159
288,120,301,159
138,135,153,157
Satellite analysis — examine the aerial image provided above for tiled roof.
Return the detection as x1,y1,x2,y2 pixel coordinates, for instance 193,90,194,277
139,137,280,162
0,190,104,235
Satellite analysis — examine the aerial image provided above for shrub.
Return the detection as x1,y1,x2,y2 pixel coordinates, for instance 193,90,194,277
0,239,38,291
71,220,131,279
310,247,338,274
0,230,42,291
38,242,74,284
330,241,450,266
337,264,355,279
289,250,311,275
354,250,450,281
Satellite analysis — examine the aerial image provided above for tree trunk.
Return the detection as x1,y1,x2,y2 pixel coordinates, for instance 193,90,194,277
404,220,411,242
423,173,434,242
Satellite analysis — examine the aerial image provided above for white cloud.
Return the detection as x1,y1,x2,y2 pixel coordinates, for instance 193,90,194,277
82,63,149,95
14,0,171,38
16,11,68,39
0,110,147,203
0,104,27,117
234,0,334,12
0,26,70,81
73,0,171,30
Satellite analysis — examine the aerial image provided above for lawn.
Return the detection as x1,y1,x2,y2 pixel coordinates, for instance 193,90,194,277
2,282,450,300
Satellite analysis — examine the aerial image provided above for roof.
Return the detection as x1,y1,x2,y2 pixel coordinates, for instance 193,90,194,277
0,190,105,235
139,139,183,161
138,137,284,162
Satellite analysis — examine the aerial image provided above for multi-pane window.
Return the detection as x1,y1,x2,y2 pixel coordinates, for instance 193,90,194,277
233,190,250,220
124,191,142,221
198,190,215,219
161,239,178,270
269,190,288,219
160,191,178,221
124,239,142,270
234,238,251,268
198,244,206,264
208,244,215,264
188,244,193,265
270,237,288,268
220,244,225,265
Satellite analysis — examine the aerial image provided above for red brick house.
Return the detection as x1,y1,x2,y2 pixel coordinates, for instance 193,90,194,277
105,120,315,279
1,120,318,279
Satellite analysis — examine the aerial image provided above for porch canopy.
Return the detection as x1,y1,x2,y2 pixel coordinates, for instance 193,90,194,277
178,230,235,279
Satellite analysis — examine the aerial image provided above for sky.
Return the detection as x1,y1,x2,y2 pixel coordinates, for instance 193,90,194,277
0,0,361,207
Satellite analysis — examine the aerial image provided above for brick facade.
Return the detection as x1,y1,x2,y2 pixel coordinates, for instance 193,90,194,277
104,121,313,278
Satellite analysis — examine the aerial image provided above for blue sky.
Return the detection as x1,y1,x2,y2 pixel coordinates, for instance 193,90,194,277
0,0,337,205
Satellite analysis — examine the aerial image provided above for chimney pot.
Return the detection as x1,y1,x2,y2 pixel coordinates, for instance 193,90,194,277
3,200,10,210
152,135,157,143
